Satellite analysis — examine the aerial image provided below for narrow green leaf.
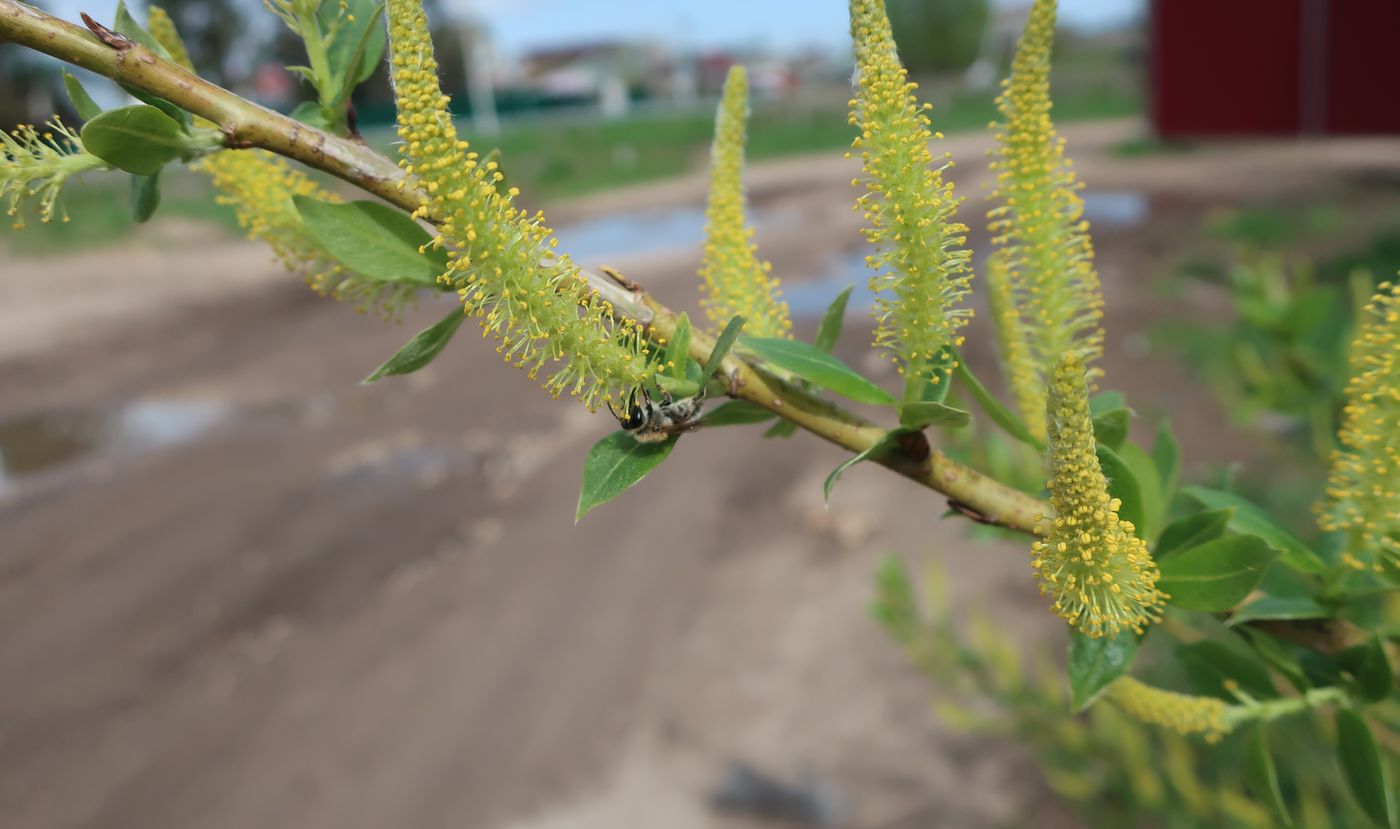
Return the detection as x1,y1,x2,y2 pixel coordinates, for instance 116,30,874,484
1156,508,1234,559
288,100,331,130
1245,726,1294,827
62,70,102,121
1068,630,1138,711
653,374,701,399
79,105,185,175
701,316,746,384
665,313,692,381
1158,534,1278,612
362,306,466,382
1097,445,1146,539
763,421,798,439
1152,419,1181,496
328,0,386,106
701,400,774,426
1229,595,1328,626
1177,640,1278,701
823,432,901,504
1183,486,1325,573
743,336,896,406
1119,442,1164,541
294,197,445,285
129,171,161,223
576,431,677,521
1240,628,1311,692
1092,407,1131,450
1090,390,1126,413
898,401,971,430
1336,708,1396,828
1341,635,1394,704
953,355,1044,450
812,285,853,353
114,0,174,59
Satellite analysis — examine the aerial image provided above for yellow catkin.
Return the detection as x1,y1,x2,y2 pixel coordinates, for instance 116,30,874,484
1105,677,1234,743
987,0,1104,438
1031,353,1166,636
148,5,411,316
196,150,413,315
1,118,104,228
1319,280,1400,569
984,248,1044,438
849,0,973,397
698,66,791,339
385,0,650,409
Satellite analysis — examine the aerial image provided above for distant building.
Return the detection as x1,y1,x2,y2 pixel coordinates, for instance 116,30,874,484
519,41,672,116
1151,0,1400,136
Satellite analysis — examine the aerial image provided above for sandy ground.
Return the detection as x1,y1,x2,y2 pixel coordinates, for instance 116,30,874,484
1,119,1398,829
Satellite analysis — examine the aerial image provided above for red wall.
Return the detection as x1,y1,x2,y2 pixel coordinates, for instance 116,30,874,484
1152,0,1400,136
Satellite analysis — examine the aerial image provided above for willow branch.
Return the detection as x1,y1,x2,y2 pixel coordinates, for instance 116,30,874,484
0,0,1042,531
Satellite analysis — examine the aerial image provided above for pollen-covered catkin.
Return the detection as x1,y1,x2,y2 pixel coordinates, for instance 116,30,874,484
1,118,104,228
386,0,651,409
849,0,973,397
1105,677,1234,743
987,0,1104,437
1031,353,1166,637
1319,280,1400,569
698,66,791,339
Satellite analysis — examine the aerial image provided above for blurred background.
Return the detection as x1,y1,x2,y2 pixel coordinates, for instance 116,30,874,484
2,1,1399,827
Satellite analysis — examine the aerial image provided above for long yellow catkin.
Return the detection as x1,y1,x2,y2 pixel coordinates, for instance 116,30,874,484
385,0,651,409
1031,353,1166,637
1320,280,1400,569
147,6,412,317
849,0,973,399
987,0,1103,437
698,65,791,339
1105,677,1234,743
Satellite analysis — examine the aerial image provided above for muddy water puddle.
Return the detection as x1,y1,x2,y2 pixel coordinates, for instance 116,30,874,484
0,400,231,492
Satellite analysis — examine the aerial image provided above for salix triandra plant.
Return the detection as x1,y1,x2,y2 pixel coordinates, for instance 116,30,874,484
1,0,1397,822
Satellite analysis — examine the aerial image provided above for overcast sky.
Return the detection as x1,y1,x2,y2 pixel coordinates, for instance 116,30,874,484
46,0,1144,57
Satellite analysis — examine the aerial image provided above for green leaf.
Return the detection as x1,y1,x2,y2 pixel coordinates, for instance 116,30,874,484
898,401,971,431
1068,630,1138,711
1092,408,1131,450
812,285,853,353
763,421,797,439
1119,442,1164,540
288,100,331,130
62,70,102,121
1158,534,1279,612
1090,390,1126,413
742,336,896,406
79,105,186,175
1240,628,1311,692
701,316,746,385
953,355,1044,450
1156,509,1234,559
1182,486,1325,573
1097,445,1146,539
1229,595,1328,626
1152,419,1181,496
1245,726,1294,827
114,0,174,59
906,347,957,405
293,197,445,285
653,374,701,399
362,306,466,382
576,431,677,521
129,171,160,223
1178,640,1278,701
665,313,692,381
701,400,774,427
327,0,386,106
1341,635,1394,705
823,432,901,504
1336,708,1397,828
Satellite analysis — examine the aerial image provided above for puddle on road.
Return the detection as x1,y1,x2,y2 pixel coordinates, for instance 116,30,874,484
785,191,1150,319
554,207,707,262
0,400,230,492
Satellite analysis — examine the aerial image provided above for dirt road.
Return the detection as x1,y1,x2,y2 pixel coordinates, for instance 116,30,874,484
2,120,1397,828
